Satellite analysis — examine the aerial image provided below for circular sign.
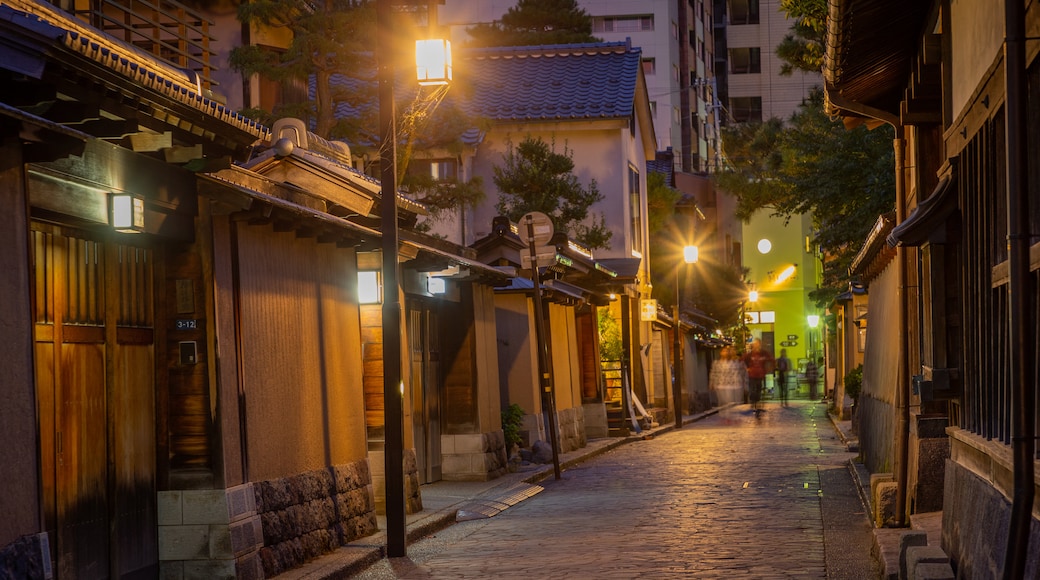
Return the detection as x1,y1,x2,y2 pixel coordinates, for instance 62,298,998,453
520,211,554,246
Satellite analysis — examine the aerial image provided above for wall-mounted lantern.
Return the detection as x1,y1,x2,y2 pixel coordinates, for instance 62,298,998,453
415,38,452,86
426,276,446,295
111,193,145,233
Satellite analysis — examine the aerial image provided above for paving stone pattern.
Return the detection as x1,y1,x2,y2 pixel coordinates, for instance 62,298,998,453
357,402,875,579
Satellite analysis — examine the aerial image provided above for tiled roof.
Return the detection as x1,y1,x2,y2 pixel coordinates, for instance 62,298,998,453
1,0,267,143
457,41,641,122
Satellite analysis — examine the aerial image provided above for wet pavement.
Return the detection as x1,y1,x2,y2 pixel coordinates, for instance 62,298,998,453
331,401,876,579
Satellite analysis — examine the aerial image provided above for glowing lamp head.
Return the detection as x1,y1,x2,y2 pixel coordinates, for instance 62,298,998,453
683,245,699,264
416,39,452,86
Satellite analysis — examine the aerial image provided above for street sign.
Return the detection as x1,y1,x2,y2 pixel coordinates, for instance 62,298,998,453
780,340,798,347
520,211,554,246
520,247,557,269
787,334,798,340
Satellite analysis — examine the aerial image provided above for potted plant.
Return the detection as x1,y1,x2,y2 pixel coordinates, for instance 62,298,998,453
501,404,525,471
843,364,863,424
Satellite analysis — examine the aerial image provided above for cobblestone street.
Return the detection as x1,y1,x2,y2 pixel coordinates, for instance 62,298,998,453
357,401,875,579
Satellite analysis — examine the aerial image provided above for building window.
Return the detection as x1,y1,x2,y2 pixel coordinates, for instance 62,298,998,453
358,270,381,304
729,0,760,25
592,15,654,33
729,96,762,123
628,166,643,255
407,158,458,181
672,21,679,39
649,101,657,116
730,47,761,74
642,58,656,75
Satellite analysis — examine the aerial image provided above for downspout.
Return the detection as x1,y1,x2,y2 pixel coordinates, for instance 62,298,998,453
229,218,249,483
827,94,910,526
1003,0,1035,576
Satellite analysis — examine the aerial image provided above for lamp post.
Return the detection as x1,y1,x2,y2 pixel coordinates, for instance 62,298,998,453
378,0,450,558
672,245,698,428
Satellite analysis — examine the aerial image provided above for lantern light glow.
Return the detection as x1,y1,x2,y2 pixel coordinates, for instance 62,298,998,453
416,39,452,86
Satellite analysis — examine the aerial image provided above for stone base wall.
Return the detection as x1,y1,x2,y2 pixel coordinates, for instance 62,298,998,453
158,484,265,580
252,460,378,578
0,533,47,580
521,413,545,447
943,430,1040,578
558,406,587,453
441,431,508,482
583,402,608,439
369,448,423,516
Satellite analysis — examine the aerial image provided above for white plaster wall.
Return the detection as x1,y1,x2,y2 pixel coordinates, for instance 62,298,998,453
949,0,1004,119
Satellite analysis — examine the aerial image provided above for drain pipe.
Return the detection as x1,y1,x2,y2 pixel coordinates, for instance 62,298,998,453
826,94,910,526
1003,1,1035,577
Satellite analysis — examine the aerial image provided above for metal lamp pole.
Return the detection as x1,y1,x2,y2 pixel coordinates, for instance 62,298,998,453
378,0,406,558
672,245,698,428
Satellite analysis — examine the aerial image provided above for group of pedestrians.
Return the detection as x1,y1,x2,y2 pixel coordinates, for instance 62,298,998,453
709,339,813,414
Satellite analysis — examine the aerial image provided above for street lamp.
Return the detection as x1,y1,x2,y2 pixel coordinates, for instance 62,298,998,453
672,245,698,428
378,0,450,558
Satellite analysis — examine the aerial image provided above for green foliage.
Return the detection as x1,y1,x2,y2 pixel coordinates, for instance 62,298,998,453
844,364,863,400
646,172,682,236
776,0,827,76
598,309,623,362
465,0,601,48
501,404,526,449
230,0,376,138
714,89,895,306
493,136,611,249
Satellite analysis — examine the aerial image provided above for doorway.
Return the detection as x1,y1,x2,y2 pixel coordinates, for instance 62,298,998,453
408,302,442,484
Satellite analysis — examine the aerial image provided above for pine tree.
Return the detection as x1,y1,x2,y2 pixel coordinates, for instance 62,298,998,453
465,0,601,47
493,136,610,249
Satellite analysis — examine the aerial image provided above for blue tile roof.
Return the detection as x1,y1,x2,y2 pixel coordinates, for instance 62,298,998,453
458,41,641,122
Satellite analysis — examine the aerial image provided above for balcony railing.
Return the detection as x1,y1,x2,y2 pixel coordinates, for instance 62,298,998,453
69,0,217,90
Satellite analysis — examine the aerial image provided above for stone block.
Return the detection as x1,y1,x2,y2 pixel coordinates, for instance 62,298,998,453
875,481,899,528
183,490,230,525
898,531,928,580
226,484,256,521
454,434,487,454
159,560,184,580
159,525,210,560
870,472,895,503
182,558,236,580
905,545,949,580
229,515,263,556
208,524,233,559
157,491,183,526
911,562,954,580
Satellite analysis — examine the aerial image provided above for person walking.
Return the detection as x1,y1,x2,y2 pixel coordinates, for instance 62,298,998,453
743,339,775,412
775,348,792,406
806,356,820,401
709,346,747,421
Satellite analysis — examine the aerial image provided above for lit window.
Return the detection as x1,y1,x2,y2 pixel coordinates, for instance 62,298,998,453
760,311,776,323
358,271,381,304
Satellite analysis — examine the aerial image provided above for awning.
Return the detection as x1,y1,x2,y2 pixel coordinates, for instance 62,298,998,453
887,171,958,247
